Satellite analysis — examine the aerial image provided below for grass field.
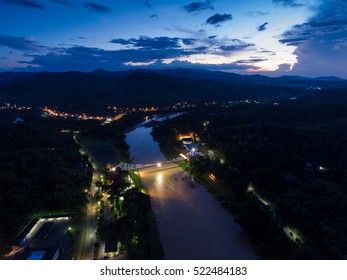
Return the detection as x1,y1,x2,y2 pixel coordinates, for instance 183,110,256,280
77,136,119,169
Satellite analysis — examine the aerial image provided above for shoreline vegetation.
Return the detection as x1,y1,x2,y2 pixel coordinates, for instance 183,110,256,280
77,112,163,259
2,99,346,260
0,111,163,259
151,105,347,260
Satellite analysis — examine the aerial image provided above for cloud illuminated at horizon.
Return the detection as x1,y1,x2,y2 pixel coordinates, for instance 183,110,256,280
1,0,346,78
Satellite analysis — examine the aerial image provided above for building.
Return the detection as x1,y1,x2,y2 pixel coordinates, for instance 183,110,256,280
12,247,60,260
177,132,195,143
104,240,118,258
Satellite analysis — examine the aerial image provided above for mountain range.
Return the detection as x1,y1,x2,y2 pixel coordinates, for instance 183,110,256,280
0,69,346,107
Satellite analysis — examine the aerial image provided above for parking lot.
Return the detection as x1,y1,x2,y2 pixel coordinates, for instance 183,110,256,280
21,216,73,259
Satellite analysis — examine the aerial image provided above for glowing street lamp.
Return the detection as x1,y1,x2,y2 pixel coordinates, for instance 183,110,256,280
209,173,216,181
180,153,188,160
319,166,326,171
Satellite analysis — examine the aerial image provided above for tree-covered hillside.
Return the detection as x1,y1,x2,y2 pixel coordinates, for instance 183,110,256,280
0,70,312,107
0,114,90,251
151,102,347,259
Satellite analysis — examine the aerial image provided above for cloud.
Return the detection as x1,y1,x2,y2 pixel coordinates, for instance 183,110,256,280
124,59,157,66
19,45,195,71
110,36,254,56
127,0,152,8
245,11,269,17
219,44,253,51
219,41,255,52
144,1,151,8
150,14,158,18
110,35,252,55
279,0,347,77
272,0,303,8
182,38,195,45
0,35,43,51
109,38,131,45
110,36,182,49
15,34,261,72
1,0,45,10
279,37,306,46
259,50,276,55
183,1,213,13
332,37,347,49
160,60,256,71
83,2,112,13
257,22,269,32
280,20,347,46
277,63,292,71
235,58,267,64
161,54,262,71
205,13,232,27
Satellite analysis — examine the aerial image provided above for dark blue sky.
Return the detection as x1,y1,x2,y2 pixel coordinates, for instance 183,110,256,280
0,0,346,78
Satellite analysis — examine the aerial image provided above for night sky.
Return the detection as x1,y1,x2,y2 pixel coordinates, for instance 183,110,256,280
0,0,346,78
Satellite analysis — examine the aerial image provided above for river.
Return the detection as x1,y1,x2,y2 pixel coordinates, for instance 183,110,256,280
125,116,258,260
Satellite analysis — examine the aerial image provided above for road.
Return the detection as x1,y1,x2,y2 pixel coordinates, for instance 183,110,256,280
74,172,99,260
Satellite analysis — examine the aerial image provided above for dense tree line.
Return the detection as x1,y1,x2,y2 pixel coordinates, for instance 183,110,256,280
78,112,148,165
97,168,163,259
0,71,308,107
77,111,163,259
0,114,90,253
152,103,347,259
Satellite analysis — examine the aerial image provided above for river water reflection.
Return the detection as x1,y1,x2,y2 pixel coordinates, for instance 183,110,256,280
125,117,258,260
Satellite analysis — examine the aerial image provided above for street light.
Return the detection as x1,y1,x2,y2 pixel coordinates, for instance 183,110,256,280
191,148,196,158
157,163,162,167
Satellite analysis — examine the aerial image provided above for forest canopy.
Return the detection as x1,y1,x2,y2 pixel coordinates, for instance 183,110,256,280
152,103,347,259
0,114,90,248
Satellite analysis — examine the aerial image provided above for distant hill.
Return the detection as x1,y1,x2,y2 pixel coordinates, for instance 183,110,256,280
92,68,347,88
0,69,346,107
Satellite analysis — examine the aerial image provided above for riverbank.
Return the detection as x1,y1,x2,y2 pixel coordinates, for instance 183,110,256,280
76,115,164,259
150,110,325,259
139,163,258,259
126,122,258,260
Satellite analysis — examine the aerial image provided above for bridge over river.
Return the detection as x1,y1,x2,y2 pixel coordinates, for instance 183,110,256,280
114,150,202,171
115,158,181,171
124,122,258,259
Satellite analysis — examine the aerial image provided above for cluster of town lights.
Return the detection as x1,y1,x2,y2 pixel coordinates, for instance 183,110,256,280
0,103,31,111
42,107,123,122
